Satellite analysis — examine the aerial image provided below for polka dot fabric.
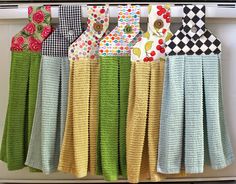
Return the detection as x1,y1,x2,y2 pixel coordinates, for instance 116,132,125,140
69,5,109,60
99,5,141,56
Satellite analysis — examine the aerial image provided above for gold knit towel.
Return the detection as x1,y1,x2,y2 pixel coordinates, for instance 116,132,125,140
58,60,76,175
148,61,164,181
59,58,99,177
127,60,185,183
89,59,100,175
126,62,151,183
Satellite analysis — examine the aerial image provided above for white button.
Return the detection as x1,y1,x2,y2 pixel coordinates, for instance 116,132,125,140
191,26,198,33
68,30,74,35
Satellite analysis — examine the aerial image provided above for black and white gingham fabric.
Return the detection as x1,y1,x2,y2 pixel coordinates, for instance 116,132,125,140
42,5,83,57
166,5,221,56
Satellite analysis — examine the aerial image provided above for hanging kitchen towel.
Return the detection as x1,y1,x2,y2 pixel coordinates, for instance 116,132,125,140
58,5,109,178
158,5,234,174
97,5,141,181
25,5,82,174
126,5,173,183
0,6,51,171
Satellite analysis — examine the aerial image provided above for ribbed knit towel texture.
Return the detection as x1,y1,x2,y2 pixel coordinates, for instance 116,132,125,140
58,58,100,177
97,56,130,181
126,61,166,183
158,54,234,174
25,56,69,174
0,51,41,170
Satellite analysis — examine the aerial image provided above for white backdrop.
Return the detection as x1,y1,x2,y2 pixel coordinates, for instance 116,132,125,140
0,18,236,182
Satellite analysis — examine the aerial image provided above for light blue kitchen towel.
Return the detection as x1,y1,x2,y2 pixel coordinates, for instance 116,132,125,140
158,55,185,174
25,56,69,174
202,54,234,169
25,60,43,170
184,55,204,173
158,54,234,174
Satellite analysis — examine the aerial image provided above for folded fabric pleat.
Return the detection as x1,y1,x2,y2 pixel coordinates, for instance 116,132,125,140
158,56,185,174
184,56,204,173
58,61,75,173
98,56,119,181
25,62,43,170
41,57,61,173
202,55,234,169
72,60,90,177
118,56,130,178
89,59,100,175
0,52,41,170
148,61,164,181
126,62,150,183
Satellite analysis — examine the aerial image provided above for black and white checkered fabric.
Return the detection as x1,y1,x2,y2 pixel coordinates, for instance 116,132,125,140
183,5,205,41
42,5,83,57
166,5,221,56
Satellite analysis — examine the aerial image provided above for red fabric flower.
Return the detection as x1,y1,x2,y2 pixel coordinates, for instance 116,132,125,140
28,6,33,16
29,36,42,52
41,26,51,38
11,38,23,51
16,36,25,45
24,22,36,34
33,10,45,24
45,5,51,12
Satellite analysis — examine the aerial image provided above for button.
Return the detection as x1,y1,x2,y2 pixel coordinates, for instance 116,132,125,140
154,19,164,29
191,26,198,33
124,25,133,34
68,29,74,36
93,23,103,32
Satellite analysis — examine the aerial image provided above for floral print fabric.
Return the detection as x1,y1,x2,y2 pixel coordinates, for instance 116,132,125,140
11,6,51,52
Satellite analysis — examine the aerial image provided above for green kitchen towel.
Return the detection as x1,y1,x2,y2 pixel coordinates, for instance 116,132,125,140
98,56,119,181
0,6,51,171
97,56,131,180
118,56,131,178
97,5,141,181
0,51,41,170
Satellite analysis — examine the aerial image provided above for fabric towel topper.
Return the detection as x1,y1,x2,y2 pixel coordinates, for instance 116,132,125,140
0,6,52,171
25,5,83,174
97,5,141,181
99,5,142,56
126,4,173,183
58,5,109,178
158,5,234,174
